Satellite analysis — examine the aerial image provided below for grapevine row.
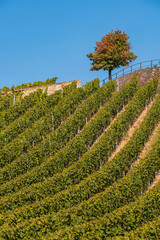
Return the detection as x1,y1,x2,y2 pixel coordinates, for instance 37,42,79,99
0,77,138,198
0,83,159,228
42,180,160,240
29,106,160,238
0,78,113,185
115,215,160,239
0,79,99,169
0,89,47,131
0,82,77,148
0,94,15,113
0,79,158,239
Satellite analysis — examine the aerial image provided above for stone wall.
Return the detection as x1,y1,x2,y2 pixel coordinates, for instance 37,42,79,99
116,67,160,93
1,80,81,97
22,79,81,97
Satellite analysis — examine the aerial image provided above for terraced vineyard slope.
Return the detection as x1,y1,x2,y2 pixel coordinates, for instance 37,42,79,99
0,74,160,240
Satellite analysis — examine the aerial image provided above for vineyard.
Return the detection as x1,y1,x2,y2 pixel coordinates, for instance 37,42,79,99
0,74,160,240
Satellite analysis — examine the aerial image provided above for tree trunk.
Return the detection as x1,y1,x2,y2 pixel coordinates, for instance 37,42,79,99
109,69,112,80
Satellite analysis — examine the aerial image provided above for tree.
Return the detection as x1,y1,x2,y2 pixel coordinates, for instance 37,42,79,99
87,29,137,80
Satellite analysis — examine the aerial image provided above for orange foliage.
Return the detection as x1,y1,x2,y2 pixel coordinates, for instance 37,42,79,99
87,29,137,76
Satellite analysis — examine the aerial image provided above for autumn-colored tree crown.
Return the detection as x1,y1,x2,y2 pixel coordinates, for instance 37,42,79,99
87,29,137,74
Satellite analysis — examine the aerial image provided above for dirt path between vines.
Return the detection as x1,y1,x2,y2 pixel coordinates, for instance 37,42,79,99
133,118,160,168
109,99,155,162
146,123,160,191
89,103,128,151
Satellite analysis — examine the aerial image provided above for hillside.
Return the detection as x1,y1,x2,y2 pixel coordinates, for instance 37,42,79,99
0,72,160,240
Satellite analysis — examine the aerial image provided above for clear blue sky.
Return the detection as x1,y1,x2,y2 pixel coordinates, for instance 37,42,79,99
0,0,160,88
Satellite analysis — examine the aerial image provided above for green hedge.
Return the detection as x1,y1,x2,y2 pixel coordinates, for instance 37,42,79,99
0,83,77,149
0,81,159,239
0,80,99,168
0,77,138,198
1,89,159,228
0,89,47,131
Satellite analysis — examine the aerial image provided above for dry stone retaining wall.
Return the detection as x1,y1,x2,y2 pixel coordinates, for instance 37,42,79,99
1,80,81,97
116,68,160,93
22,80,81,97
